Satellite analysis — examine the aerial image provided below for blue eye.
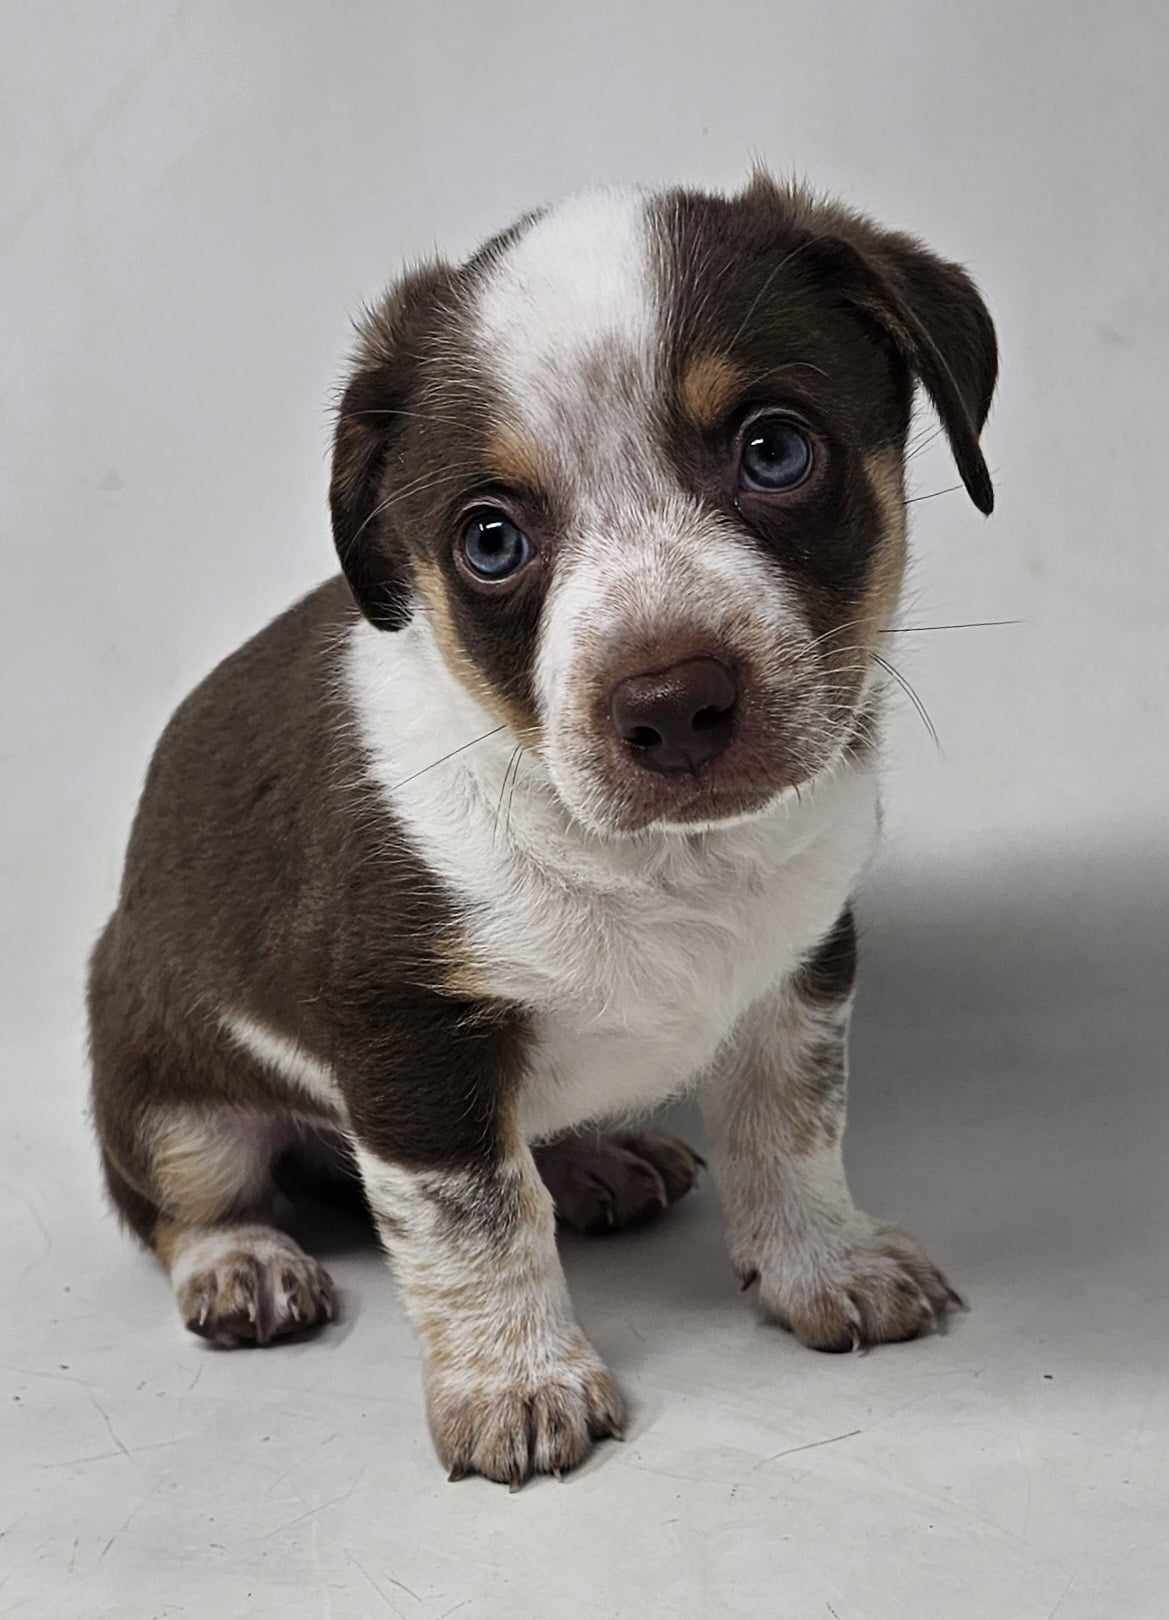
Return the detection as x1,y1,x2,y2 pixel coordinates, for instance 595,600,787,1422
739,418,813,491
460,511,532,581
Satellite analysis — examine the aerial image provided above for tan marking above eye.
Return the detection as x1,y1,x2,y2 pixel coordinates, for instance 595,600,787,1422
680,354,744,430
484,428,548,491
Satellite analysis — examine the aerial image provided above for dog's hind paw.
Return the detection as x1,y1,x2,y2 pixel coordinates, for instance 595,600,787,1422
171,1224,335,1348
534,1130,703,1234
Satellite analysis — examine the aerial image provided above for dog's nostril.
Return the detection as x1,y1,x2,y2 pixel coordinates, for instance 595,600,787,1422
627,725,663,751
691,704,727,734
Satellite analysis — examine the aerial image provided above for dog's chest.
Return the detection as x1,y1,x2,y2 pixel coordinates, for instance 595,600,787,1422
377,720,878,1140
515,870,803,1139
460,800,875,1141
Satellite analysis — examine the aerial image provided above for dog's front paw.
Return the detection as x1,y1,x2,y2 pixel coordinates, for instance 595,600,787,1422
426,1344,625,1487
745,1219,962,1352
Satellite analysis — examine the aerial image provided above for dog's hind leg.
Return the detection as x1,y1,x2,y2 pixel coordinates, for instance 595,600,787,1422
101,1101,335,1347
149,1110,335,1346
89,932,335,1347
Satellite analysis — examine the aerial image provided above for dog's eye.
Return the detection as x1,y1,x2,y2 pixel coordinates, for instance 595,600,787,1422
739,417,812,492
459,511,532,582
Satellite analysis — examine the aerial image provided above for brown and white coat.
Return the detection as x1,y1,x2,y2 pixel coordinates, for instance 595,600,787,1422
89,174,996,1485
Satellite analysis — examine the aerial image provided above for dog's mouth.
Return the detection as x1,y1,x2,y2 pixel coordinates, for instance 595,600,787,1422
547,683,851,839
600,753,817,836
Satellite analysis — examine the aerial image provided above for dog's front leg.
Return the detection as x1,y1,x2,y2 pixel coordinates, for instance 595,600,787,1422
354,1133,623,1485
702,908,961,1350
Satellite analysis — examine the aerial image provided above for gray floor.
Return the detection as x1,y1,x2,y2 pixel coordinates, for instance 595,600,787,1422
5,3,1169,1614
4,844,1166,1620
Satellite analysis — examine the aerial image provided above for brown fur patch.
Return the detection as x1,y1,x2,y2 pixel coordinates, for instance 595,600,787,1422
413,558,537,739
797,906,858,1007
680,353,743,428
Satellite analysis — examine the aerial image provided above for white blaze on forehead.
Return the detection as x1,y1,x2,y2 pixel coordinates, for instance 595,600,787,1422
472,188,817,838
474,187,655,432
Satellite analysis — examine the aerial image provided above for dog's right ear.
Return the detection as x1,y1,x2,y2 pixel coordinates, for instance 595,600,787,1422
330,262,452,631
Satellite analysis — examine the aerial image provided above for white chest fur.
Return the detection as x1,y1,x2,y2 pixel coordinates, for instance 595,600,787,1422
347,620,879,1143
514,786,875,1139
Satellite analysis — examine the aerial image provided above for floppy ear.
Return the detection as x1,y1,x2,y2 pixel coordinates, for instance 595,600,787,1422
330,261,452,630
807,229,998,515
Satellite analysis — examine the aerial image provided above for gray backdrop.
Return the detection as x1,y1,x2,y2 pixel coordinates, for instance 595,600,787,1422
3,4,1166,1618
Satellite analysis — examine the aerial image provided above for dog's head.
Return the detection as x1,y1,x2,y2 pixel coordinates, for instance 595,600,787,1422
332,176,996,837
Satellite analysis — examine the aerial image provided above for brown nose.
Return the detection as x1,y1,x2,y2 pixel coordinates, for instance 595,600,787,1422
610,656,737,774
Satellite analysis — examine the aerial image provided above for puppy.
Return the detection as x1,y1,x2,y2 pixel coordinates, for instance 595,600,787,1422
89,174,996,1486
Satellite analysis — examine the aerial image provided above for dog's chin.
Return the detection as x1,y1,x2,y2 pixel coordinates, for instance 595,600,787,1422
559,767,819,843
645,788,803,837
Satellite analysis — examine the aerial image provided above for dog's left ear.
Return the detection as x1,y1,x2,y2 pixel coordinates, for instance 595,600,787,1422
330,260,453,630
807,228,998,515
